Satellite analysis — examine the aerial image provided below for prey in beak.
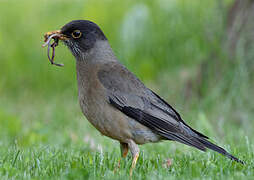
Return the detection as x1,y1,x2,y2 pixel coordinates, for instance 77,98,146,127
42,30,68,67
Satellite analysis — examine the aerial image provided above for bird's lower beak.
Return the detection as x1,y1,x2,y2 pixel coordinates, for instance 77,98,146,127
43,30,68,42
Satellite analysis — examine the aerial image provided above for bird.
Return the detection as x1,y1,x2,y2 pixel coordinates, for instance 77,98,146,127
44,20,244,175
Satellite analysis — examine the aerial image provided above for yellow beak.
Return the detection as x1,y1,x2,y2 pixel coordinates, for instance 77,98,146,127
43,30,68,42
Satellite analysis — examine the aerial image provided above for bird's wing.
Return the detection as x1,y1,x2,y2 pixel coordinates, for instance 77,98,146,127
98,62,208,150
97,62,244,164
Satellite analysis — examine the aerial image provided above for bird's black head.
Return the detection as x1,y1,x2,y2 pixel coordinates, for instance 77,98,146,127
58,20,107,58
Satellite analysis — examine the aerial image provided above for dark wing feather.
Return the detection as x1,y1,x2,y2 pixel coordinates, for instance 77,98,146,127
151,91,209,139
109,97,206,151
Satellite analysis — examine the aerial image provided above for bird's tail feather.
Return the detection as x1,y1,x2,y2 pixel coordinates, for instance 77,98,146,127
197,137,244,164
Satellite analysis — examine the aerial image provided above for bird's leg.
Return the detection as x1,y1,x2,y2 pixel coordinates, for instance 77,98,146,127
120,142,129,158
115,142,129,171
127,139,140,177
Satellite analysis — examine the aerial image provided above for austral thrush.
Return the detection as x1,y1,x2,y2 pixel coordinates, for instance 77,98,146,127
43,20,244,175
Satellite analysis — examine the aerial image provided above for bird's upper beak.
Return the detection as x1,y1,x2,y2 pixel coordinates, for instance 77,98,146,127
43,30,68,42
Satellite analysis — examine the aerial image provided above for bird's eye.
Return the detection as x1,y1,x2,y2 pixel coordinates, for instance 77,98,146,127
71,30,82,39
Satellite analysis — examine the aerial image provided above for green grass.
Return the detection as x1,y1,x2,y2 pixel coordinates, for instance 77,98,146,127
0,0,253,179
0,145,252,180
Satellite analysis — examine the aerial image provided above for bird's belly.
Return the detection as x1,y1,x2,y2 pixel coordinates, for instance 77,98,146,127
84,104,160,144
79,94,160,144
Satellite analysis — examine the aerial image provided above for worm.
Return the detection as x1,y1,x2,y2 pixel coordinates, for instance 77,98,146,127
42,33,64,67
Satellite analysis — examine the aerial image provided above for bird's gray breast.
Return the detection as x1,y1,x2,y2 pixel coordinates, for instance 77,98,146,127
75,61,108,132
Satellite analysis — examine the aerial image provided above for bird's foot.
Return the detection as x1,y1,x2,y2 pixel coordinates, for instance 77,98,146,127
130,153,139,177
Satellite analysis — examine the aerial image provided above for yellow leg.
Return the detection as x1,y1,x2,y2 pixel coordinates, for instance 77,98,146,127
130,152,139,177
127,140,140,177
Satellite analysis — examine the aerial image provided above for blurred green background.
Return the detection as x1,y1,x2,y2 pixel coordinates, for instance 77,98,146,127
0,0,253,179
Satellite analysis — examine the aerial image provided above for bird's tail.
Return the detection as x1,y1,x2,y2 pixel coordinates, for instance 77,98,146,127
197,137,244,164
